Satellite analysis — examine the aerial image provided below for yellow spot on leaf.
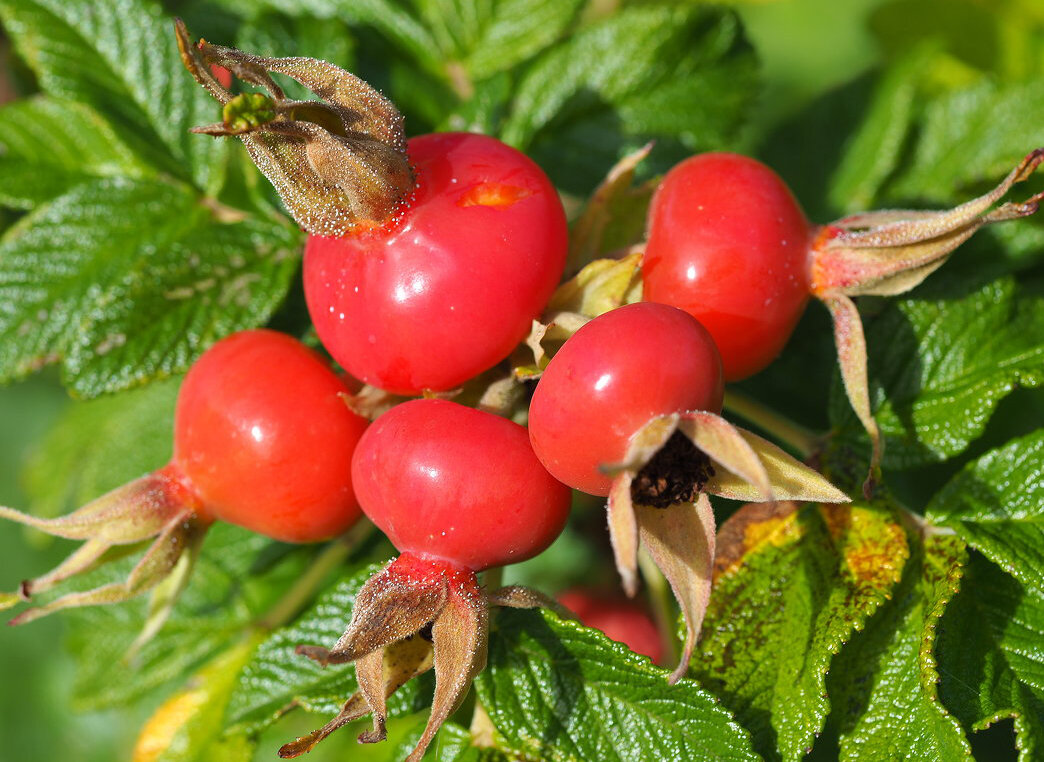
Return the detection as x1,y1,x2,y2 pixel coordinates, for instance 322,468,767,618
133,689,208,762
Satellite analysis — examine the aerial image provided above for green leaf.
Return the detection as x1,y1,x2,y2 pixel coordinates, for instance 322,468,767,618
0,96,150,208
926,430,1044,598
692,502,909,761
830,275,1044,469
461,0,584,82
329,0,441,77
502,4,756,192
22,375,178,519
344,0,583,85
828,48,928,212
0,177,300,397
937,554,1044,761
888,79,1044,203
66,523,308,711
226,562,431,733
829,533,971,761
476,607,758,762
0,0,228,192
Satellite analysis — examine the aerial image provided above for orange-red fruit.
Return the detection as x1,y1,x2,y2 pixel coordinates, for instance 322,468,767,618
304,132,569,394
643,152,812,381
173,329,368,542
351,398,572,571
528,302,724,497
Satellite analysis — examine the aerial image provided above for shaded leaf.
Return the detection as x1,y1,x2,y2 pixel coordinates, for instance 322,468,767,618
829,533,971,760
22,376,179,520
503,4,756,192
132,636,260,762
937,554,1044,761
889,79,1044,203
67,523,308,712
830,275,1044,468
828,49,927,212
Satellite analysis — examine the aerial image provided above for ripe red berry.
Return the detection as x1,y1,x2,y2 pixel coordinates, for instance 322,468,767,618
558,589,663,663
528,302,724,497
0,329,368,626
285,398,571,761
173,329,368,542
643,152,812,381
304,132,569,394
352,398,572,570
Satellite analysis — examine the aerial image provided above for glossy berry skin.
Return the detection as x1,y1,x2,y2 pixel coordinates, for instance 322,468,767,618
173,329,368,543
558,589,663,662
528,302,723,497
643,152,812,381
351,398,571,571
304,132,569,394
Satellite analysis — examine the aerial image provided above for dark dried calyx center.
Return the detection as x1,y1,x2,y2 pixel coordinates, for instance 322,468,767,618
631,430,715,508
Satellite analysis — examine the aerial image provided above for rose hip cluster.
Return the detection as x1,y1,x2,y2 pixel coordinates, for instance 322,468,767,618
3,23,1039,762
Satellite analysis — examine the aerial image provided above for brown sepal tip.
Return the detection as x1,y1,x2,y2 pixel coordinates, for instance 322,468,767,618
174,19,415,236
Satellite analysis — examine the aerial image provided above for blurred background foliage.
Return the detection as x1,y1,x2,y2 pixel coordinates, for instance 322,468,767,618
1,0,1042,759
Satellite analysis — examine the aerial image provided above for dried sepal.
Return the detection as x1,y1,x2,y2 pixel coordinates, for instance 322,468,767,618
705,429,851,504
284,554,489,761
339,387,407,422
811,148,1044,297
808,150,1044,490
569,142,654,272
174,19,414,236
127,536,207,661
296,558,448,667
279,635,434,758
487,584,574,620
822,293,882,498
515,313,589,380
635,494,715,684
608,470,641,597
513,251,644,380
409,579,488,762
593,410,848,679
677,411,774,502
474,375,527,418
0,469,208,630
10,514,207,627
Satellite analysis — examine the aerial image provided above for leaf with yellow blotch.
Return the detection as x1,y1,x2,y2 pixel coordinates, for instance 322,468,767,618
694,501,909,761
133,636,261,762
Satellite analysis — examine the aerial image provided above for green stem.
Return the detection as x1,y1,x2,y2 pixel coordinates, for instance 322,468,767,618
482,565,504,592
637,550,677,668
723,389,821,459
256,520,374,631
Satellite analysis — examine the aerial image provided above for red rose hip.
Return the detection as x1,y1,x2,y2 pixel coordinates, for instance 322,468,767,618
352,398,572,570
643,152,812,381
528,302,724,497
305,132,569,394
